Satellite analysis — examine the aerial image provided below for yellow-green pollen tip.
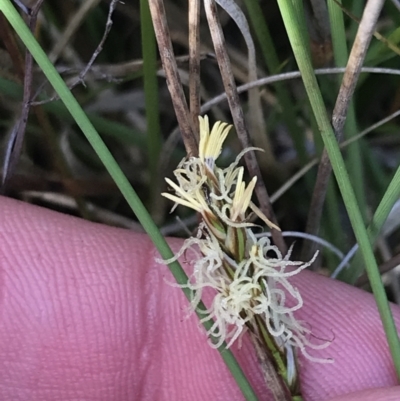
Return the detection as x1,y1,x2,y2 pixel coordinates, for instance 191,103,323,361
199,115,232,171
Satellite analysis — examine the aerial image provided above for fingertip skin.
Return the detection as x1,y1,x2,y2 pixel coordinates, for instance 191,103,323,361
293,271,399,400
0,196,399,401
0,198,158,399
327,386,400,401
0,197,265,400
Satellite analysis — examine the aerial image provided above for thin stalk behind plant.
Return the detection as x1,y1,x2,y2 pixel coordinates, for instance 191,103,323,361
326,0,366,273
0,2,258,399
140,0,162,215
243,0,308,164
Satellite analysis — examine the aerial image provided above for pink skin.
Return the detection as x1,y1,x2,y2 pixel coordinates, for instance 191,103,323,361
0,196,399,400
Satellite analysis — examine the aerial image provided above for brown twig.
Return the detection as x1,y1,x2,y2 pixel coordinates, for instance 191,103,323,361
1,0,93,218
332,0,385,135
217,0,275,172
148,0,198,157
302,0,385,264
188,0,201,135
1,0,44,191
72,0,118,88
31,0,119,106
203,0,286,254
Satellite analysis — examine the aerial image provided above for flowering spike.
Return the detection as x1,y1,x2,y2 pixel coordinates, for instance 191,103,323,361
159,115,332,398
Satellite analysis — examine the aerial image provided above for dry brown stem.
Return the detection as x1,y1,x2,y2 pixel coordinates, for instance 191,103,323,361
148,0,198,157
188,0,201,135
203,0,286,254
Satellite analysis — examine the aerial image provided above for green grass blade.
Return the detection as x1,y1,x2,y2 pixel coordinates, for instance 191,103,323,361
0,1,258,399
276,0,400,379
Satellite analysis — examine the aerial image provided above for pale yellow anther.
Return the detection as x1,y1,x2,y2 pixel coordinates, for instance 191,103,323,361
198,115,232,171
162,178,209,213
231,167,257,221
